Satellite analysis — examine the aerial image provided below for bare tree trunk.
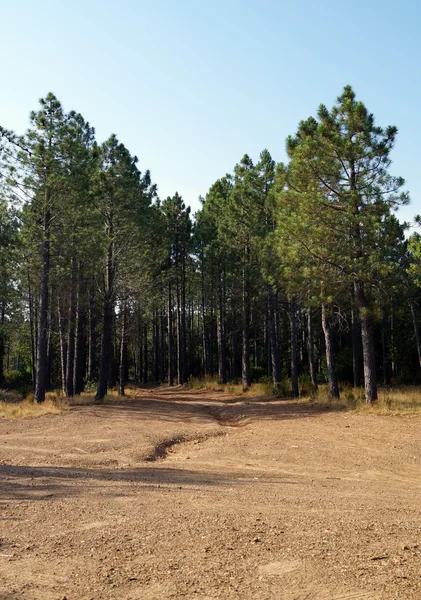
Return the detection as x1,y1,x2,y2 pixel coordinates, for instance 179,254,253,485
321,303,339,399
354,282,377,403
87,284,96,382
138,315,143,385
268,291,281,389
74,268,87,395
217,271,227,384
66,252,76,397
351,303,361,388
290,298,299,398
46,305,52,392
241,261,251,391
57,297,67,396
160,308,165,383
390,300,396,378
119,300,127,396
35,206,50,403
168,282,174,386
96,238,115,401
143,322,148,384
381,305,390,385
409,297,421,369
307,306,317,390
201,256,208,378
28,272,36,391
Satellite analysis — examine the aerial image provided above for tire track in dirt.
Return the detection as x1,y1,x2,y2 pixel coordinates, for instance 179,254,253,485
143,430,225,462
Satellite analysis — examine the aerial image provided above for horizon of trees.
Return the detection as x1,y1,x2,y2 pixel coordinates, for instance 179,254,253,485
0,86,420,405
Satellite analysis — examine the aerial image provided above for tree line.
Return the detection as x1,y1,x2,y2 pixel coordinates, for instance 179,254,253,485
0,86,420,405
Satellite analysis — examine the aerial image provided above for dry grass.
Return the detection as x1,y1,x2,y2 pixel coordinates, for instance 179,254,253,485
0,384,141,418
188,376,275,397
307,384,421,415
0,392,66,419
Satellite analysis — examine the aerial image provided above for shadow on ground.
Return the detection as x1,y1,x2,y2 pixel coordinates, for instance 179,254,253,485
0,463,308,503
73,395,329,426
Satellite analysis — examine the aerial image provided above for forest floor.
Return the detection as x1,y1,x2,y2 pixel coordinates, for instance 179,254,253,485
1,387,421,600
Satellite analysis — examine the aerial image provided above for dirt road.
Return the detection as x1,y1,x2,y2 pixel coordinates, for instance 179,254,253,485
1,387,421,599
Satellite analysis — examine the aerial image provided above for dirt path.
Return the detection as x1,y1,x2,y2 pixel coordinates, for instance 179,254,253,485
1,387,421,600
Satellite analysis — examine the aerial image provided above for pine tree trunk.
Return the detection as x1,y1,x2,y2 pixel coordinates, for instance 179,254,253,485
45,303,52,392
96,238,115,401
217,271,227,384
181,263,186,383
143,322,148,384
381,305,390,385
119,300,126,396
409,298,421,369
268,292,281,388
209,303,214,377
321,303,339,399
201,258,208,377
160,309,165,383
307,307,317,390
66,252,76,397
241,261,251,391
74,268,87,395
176,279,182,384
168,282,174,386
153,311,159,382
231,313,237,380
290,298,299,398
57,297,67,396
351,304,361,388
35,207,50,403
354,282,377,403
138,316,143,385
87,284,96,382
390,300,396,378
28,273,37,391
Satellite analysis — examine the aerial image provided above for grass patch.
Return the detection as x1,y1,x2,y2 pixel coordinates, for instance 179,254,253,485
188,376,277,397
306,384,421,415
0,390,67,419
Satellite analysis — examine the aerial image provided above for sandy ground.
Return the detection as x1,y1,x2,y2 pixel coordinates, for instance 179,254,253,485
1,387,421,600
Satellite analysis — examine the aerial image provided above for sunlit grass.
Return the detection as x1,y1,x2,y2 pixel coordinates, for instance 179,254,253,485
307,383,421,415
188,376,277,398
0,388,67,419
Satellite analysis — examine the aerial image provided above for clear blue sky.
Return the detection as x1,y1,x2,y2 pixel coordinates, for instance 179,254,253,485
1,0,420,224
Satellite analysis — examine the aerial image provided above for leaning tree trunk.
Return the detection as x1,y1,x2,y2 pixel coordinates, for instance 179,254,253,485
354,282,377,403
321,303,339,399
35,207,50,403
290,297,299,398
